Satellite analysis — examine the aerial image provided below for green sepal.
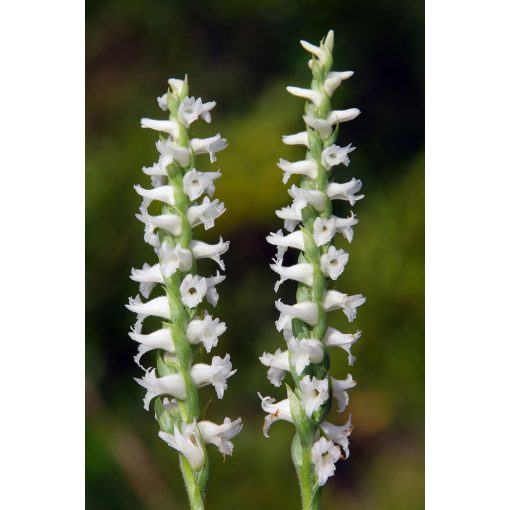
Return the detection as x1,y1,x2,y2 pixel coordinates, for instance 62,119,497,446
156,350,175,376
154,397,179,433
325,124,339,147
166,89,179,116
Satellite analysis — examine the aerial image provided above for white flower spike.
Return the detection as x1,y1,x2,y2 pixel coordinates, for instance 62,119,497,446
259,31,365,504
128,76,240,507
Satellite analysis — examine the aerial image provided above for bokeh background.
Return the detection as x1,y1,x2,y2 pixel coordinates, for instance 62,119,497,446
86,1,424,509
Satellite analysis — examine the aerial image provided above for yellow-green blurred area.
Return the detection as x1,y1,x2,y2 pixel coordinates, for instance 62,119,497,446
86,1,424,509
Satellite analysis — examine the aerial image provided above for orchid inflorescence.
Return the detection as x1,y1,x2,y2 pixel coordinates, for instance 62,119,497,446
126,76,241,509
260,30,365,507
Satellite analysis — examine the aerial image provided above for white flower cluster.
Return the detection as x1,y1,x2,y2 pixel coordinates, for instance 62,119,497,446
259,31,365,488
126,77,241,474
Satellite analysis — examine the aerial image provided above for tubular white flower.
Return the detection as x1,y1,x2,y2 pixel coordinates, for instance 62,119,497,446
129,320,175,366
198,417,243,457
141,117,179,138
323,71,354,96
186,312,226,353
266,229,305,258
275,200,306,232
136,209,182,236
287,337,324,375
130,263,163,298
183,169,221,200
156,138,191,167
270,258,314,291
278,158,318,184
259,348,290,387
327,178,364,205
282,131,309,147
259,394,293,437
190,134,228,163
323,290,366,322
159,423,205,470
299,375,329,417
135,368,186,409
311,437,341,486
333,212,359,243
126,295,170,320
168,77,185,95
286,86,323,107
275,299,319,332
320,246,349,280
321,144,355,170
178,96,216,127
180,274,208,308
134,184,176,206
187,197,225,230
324,328,362,366
288,185,327,211
191,354,236,399
190,237,229,270
331,375,357,413
320,415,353,459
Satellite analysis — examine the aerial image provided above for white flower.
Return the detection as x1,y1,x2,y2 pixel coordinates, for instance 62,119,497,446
275,299,319,332
129,319,174,366
266,229,305,258
126,295,170,320
320,246,349,280
142,162,167,177
277,159,318,184
135,209,182,236
130,263,163,298
157,93,168,111
287,337,324,374
333,212,358,243
140,118,179,138
204,271,225,307
180,274,207,308
300,33,332,64
135,368,186,409
190,237,229,270
303,108,360,138
275,200,306,232
183,169,221,200
311,437,341,486
143,222,160,248
186,312,226,353
320,415,353,459
270,257,313,291
327,178,364,206
324,328,362,366
288,185,326,211
191,354,236,399
323,290,366,322
134,184,175,206
328,109,360,125
187,197,225,230
282,131,309,148
259,348,290,387
178,96,216,127
286,86,323,107
156,138,191,167
321,144,355,169
313,217,336,246
159,241,193,278
169,77,185,96
159,422,205,470
323,71,354,96
259,394,293,437
331,375,357,413
299,375,329,417
190,134,228,163
198,417,243,456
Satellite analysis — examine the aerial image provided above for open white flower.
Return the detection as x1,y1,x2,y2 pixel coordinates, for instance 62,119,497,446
311,437,341,486
180,274,208,308
288,185,326,211
190,237,229,270
270,258,314,291
321,144,355,169
129,320,175,366
320,415,353,458
187,197,225,230
259,394,293,437
282,131,309,148
186,312,226,352
286,86,323,107
323,71,354,96
156,138,191,168
300,31,333,64
191,354,236,399
183,169,221,200
198,417,243,456
130,263,163,298
327,178,364,206
300,376,329,417
275,200,306,232
126,295,170,320
135,368,186,409
178,96,216,127
278,158,318,184
136,208,182,236
313,217,336,247
134,184,175,206
331,374,357,413
204,271,226,307
143,222,160,248
266,229,305,258
287,337,324,374
320,246,349,280
259,348,290,387
275,299,319,332
190,134,228,163
159,422,205,470
333,212,358,243
159,241,193,278
140,118,179,138
303,108,360,138
324,328,362,365
323,290,366,322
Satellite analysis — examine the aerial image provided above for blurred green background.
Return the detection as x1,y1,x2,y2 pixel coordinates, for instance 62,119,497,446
86,1,424,509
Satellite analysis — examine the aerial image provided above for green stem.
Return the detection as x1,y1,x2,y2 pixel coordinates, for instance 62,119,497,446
292,434,322,510
180,455,207,510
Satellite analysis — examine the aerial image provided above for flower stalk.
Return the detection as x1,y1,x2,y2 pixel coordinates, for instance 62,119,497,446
260,31,365,509
127,77,241,509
